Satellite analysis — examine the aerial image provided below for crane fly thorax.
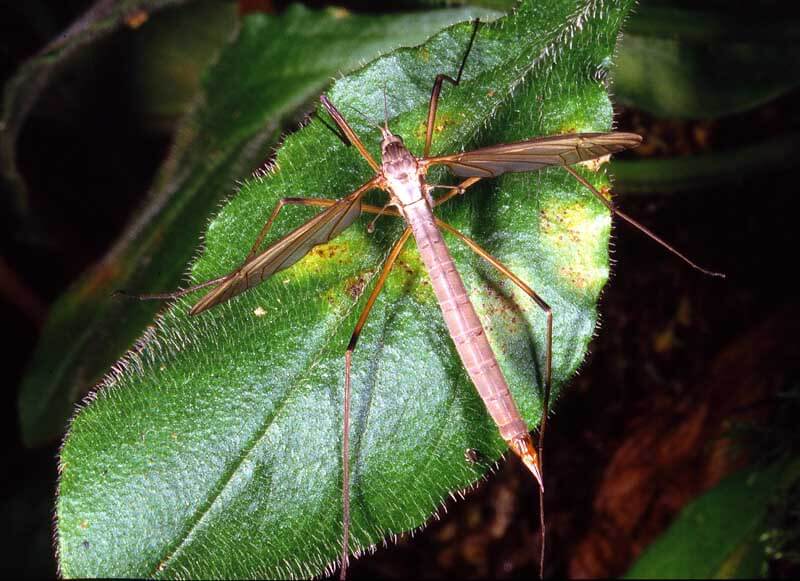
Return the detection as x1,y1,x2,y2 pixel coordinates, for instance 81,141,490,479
380,131,425,208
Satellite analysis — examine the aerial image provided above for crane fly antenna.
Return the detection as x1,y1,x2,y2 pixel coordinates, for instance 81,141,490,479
383,83,389,132
346,103,383,133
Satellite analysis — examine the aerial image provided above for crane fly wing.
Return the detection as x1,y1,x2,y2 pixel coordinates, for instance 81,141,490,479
424,132,642,177
190,178,378,315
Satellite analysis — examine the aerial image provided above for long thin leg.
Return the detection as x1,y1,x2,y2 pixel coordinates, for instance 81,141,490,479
435,218,552,579
114,274,231,301
245,197,340,262
431,176,482,207
340,227,413,580
118,197,340,302
563,165,726,278
423,20,481,158
320,95,381,173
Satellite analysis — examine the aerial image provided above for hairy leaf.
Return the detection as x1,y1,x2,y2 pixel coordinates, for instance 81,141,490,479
18,3,494,447
57,0,635,577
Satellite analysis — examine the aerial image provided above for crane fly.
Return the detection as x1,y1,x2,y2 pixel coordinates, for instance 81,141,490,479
127,20,723,579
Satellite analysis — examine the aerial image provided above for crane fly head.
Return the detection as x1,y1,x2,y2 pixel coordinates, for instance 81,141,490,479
379,125,404,151
379,126,415,176
379,123,419,203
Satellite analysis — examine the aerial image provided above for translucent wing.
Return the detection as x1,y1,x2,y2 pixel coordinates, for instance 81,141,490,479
425,132,642,177
190,179,377,315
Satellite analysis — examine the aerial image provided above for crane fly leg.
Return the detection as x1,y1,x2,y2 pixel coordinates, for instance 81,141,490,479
245,197,343,263
113,274,232,302
431,176,482,207
116,197,342,303
563,165,725,278
435,217,552,578
423,19,481,158
340,227,413,581
320,95,380,173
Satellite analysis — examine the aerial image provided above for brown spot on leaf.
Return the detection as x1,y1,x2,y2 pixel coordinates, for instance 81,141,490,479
344,273,370,300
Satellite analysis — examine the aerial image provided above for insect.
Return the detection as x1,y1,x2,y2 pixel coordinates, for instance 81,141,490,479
126,20,722,579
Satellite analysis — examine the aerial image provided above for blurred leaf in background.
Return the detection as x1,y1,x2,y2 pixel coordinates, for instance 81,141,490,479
613,0,800,120
1,0,194,217
609,0,800,194
625,379,800,578
566,1,800,577
625,461,797,578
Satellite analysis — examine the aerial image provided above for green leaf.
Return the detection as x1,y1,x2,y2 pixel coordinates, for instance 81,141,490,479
613,3,800,119
128,0,240,132
625,461,796,579
611,131,800,194
18,4,496,447
57,0,635,577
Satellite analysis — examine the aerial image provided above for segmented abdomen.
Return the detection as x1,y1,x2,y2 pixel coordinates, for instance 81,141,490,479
404,200,528,442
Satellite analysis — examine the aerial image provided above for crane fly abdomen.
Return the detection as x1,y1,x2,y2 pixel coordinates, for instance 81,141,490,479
401,192,543,487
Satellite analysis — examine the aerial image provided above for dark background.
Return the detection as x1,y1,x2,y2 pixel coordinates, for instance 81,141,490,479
3,0,798,577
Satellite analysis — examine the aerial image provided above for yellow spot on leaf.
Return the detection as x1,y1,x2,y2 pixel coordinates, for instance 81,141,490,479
384,246,428,299
344,273,371,300
415,112,457,142
253,306,267,317
540,201,610,294
578,154,611,172
558,264,609,294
